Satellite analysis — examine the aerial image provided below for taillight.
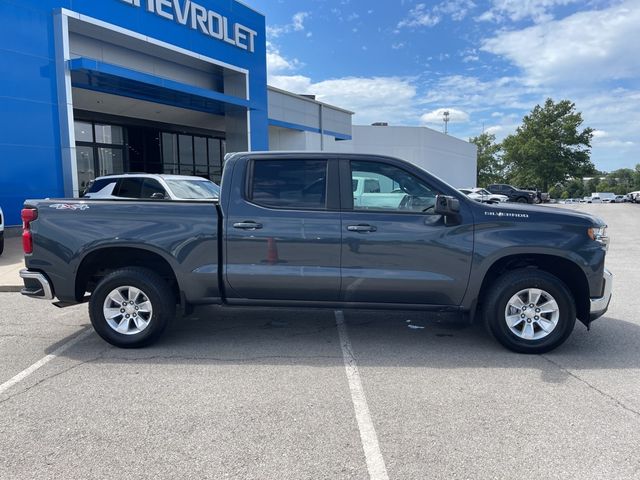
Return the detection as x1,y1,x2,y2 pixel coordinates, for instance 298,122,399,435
21,208,38,254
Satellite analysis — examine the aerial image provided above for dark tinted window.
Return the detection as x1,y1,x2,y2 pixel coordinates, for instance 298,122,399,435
251,160,327,209
115,178,144,198
141,179,167,199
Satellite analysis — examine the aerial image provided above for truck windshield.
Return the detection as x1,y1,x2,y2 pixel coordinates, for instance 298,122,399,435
164,179,220,199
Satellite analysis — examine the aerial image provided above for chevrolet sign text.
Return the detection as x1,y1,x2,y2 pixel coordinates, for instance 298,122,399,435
121,0,258,53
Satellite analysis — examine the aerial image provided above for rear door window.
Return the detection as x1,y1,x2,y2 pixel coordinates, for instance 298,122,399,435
115,178,144,198
141,179,167,199
250,159,328,210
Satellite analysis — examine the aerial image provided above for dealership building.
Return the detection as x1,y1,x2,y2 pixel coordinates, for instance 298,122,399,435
0,0,475,226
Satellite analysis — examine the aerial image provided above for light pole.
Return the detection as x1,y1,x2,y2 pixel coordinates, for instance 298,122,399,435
443,110,450,135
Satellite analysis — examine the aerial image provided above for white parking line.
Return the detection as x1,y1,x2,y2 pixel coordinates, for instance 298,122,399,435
0,328,93,395
335,310,389,480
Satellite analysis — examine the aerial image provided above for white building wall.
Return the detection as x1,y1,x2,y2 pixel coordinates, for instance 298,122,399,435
325,125,477,188
268,127,335,151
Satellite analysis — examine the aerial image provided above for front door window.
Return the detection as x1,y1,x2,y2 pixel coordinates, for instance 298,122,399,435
351,160,437,213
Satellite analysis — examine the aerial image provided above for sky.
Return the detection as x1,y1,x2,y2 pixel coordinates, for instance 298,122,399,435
247,0,640,172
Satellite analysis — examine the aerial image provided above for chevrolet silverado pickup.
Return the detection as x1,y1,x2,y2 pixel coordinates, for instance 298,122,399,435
20,152,612,353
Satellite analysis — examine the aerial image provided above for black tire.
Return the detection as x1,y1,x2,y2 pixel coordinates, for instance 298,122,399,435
0,235,4,256
483,269,576,354
516,197,528,203
89,267,176,348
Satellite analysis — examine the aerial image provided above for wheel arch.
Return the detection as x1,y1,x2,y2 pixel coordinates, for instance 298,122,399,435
75,246,180,303
471,253,590,324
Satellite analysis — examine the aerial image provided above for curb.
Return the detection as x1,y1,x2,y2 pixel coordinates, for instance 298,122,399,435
0,286,22,293
3,227,22,238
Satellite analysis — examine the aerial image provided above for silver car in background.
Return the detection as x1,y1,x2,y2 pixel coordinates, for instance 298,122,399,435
459,187,509,204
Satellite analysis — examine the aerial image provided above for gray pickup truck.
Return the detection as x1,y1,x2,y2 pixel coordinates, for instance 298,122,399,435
20,152,612,353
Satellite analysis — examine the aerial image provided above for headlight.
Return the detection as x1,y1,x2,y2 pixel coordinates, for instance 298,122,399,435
588,225,609,250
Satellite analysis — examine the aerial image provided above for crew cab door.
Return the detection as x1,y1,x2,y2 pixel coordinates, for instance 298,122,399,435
340,158,474,305
224,157,342,302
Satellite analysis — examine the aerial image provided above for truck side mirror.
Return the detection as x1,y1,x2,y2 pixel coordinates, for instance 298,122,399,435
434,195,460,216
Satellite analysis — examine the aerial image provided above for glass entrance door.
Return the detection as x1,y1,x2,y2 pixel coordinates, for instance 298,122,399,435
74,121,126,193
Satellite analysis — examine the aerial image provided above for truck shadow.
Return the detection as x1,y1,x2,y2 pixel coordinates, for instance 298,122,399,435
53,307,640,379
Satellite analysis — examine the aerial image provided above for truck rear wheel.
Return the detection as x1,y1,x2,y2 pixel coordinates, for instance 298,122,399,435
89,267,175,348
483,269,576,354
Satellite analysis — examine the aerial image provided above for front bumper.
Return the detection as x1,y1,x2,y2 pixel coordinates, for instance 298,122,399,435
19,269,54,300
589,268,612,321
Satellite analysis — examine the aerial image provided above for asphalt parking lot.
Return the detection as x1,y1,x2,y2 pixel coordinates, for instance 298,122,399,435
1,203,639,479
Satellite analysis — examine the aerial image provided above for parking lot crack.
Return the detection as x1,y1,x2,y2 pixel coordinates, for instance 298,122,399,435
542,355,640,418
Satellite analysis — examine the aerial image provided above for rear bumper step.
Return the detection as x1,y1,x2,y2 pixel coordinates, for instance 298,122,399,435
19,269,54,300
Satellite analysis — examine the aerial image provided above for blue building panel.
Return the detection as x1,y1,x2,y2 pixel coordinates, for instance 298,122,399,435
0,0,268,225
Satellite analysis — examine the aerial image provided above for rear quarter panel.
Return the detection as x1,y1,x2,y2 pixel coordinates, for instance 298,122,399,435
24,200,220,303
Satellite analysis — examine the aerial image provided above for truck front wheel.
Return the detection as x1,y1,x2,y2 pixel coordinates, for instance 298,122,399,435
89,268,175,348
483,269,576,354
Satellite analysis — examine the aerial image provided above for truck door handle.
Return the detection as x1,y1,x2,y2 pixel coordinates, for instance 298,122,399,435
347,224,377,233
233,221,263,230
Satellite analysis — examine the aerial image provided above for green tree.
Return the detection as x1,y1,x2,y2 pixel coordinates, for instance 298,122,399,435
502,98,596,191
469,132,503,187
548,184,563,199
586,177,600,195
565,178,584,198
605,168,635,194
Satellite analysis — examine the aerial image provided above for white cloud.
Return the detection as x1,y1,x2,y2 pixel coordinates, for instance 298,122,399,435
268,75,313,93
485,125,503,135
397,0,477,28
481,1,640,86
436,0,477,21
592,130,609,139
420,108,470,124
268,75,419,125
266,42,301,75
477,0,581,24
292,12,309,31
398,4,441,28
421,75,544,111
267,11,311,38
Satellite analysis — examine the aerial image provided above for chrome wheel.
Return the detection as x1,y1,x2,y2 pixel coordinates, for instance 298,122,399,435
504,288,560,340
102,286,153,335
